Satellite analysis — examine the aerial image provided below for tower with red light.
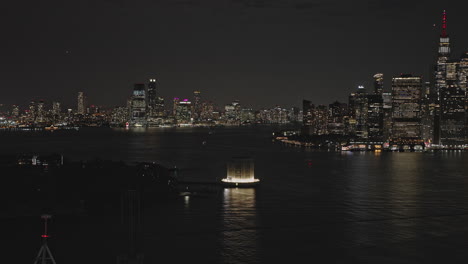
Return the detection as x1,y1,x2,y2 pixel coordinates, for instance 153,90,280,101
438,10,450,57
34,214,57,264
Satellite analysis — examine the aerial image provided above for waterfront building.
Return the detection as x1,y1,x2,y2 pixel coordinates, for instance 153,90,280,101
301,101,328,135
440,60,466,146
367,93,384,140
175,99,192,124
146,79,158,118
382,92,392,141
146,79,165,125
349,86,368,138
224,101,241,125
240,108,255,124
328,101,347,135
129,84,147,127
200,101,215,121
390,74,423,145
111,106,129,127
302,100,314,135
192,90,202,121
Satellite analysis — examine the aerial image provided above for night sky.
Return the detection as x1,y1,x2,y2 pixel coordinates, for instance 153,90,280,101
2,0,468,109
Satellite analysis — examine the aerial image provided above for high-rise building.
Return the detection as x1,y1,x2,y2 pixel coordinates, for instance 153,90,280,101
350,86,368,138
77,92,86,115
193,90,202,121
200,101,215,121
390,74,423,145
129,84,147,127
147,79,157,118
367,94,384,140
146,79,165,118
52,102,61,116
111,106,129,127
328,101,347,135
172,98,180,116
175,99,192,124
11,105,19,117
382,92,393,141
432,11,451,144
302,100,314,135
36,100,45,123
373,73,384,95
440,59,466,146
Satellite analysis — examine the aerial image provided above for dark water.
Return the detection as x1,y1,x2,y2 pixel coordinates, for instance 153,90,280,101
3,127,468,263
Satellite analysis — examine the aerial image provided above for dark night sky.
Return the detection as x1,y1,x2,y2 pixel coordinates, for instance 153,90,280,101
1,0,468,109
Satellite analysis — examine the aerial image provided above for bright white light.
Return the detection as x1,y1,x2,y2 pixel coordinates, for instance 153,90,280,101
222,178,260,183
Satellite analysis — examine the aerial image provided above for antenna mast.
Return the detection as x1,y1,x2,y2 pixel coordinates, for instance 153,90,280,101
33,214,57,264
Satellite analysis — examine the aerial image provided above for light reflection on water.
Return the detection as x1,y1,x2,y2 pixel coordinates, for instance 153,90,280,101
221,188,259,264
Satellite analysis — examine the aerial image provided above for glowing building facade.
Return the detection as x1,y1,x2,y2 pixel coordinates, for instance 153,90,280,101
390,74,423,145
129,84,147,127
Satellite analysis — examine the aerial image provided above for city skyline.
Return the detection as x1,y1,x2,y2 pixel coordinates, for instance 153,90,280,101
2,1,468,108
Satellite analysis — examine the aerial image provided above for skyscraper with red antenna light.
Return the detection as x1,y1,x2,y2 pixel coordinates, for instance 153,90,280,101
432,10,452,145
435,10,451,90
432,10,467,147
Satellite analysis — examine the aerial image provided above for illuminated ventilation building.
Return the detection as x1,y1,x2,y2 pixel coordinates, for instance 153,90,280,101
390,74,423,146
77,92,86,115
222,157,259,187
129,84,147,127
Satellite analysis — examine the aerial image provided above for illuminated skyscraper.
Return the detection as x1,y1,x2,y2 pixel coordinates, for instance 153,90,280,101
350,86,368,138
368,75,385,140
302,100,314,135
28,101,36,122
432,11,451,144
328,101,347,135
192,90,202,121
373,73,384,95
175,99,192,124
129,84,147,127
147,79,157,118
390,74,423,145
36,100,45,123
77,92,86,115
440,59,466,146
52,102,61,116
173,97,180,116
